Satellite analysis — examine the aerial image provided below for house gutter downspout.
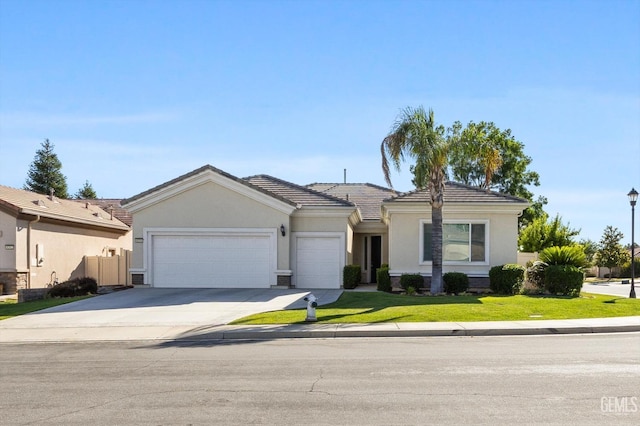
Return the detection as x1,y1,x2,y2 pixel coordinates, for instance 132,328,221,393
26,215,41,289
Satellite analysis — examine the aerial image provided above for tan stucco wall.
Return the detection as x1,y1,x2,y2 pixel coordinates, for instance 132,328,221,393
290,215,348,233
387,207,521,276
291,213,355,264
130,181,291,270
0,211,18,270
21,222,131,288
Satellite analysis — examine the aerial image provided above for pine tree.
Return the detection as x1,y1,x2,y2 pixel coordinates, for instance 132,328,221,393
75,180,97,199
24,139,69,199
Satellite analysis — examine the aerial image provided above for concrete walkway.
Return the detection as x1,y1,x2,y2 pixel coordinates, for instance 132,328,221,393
1,285,639,343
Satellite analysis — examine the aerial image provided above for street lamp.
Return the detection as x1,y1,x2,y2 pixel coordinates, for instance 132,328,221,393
628,188,638,299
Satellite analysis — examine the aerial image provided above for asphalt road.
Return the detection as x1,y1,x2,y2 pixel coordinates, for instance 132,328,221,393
582,280,637,298
2,333,639,425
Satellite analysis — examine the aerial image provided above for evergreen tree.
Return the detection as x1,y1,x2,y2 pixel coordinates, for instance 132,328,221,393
75,180,97,199
595,226,630,279
24,139,69,198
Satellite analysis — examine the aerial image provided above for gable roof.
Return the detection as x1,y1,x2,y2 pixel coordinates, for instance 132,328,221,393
121,165,354,215
121,164,302,214
385,181,529,204
0,185,130,232
245,175,355,208
307,183,396,220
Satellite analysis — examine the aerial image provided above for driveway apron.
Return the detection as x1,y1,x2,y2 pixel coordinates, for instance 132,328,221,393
0,288,342,329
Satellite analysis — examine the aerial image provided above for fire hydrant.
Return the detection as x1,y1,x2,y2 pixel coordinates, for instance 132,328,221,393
304,294,318,322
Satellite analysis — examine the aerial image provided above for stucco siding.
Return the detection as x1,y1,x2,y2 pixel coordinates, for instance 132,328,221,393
0,211,17,270
290,215,348,233
130,181,291,271
26,222,131,288
387,207,522,277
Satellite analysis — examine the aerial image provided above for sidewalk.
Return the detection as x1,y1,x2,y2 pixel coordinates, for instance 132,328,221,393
1,284,639,343
2,316,639,344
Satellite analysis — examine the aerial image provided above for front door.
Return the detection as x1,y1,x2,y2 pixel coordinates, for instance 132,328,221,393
366,235,382,283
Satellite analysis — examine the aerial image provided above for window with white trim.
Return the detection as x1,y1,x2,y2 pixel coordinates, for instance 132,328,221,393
422,221,487,263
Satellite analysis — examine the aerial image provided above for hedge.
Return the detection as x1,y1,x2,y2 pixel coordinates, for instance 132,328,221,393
489,264,525,295
343,265,361,289
443,272,469,295
376,266,392,292
47,277,98,298
544,265,584,296
400,274,424,292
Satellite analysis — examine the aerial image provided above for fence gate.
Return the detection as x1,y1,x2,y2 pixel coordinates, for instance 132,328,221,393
84,250,131,286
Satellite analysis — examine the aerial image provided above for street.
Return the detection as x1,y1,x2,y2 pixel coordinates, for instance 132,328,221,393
1,334,639,425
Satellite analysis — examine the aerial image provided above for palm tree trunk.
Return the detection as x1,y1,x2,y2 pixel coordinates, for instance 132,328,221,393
431,205,443,294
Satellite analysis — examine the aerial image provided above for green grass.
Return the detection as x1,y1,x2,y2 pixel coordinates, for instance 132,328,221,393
0,296,91,320
231,292,640,325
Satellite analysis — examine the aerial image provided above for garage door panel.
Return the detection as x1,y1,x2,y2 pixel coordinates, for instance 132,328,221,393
295,236,342,289
152,234,273,288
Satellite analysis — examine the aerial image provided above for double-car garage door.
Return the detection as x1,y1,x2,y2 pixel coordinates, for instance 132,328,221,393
152,234,273,288
150,232,344,289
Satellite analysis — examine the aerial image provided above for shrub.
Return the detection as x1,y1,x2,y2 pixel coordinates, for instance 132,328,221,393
443,272,469,295
621,260,640,277
376,266,392,292
489,264,525,295
342,265,361,289
539,246,587,268
47,277,98,298
544,265,584,296
525,261,547,291
400,274,423,292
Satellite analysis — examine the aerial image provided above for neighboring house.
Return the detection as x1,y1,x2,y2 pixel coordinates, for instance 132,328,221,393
73,199,133,227
122,164,528,290
382,183,529,288
0,185,132,294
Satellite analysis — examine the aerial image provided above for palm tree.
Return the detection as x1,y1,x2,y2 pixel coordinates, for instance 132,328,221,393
381,106,448,294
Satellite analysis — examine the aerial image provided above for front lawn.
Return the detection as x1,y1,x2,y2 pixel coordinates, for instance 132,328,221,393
231,292,640,325
0,296,91,320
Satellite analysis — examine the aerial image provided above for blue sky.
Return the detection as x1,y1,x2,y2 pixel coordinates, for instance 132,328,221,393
1,0,639,244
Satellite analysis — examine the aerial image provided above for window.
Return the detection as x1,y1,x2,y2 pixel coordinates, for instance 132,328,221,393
422,222,487,263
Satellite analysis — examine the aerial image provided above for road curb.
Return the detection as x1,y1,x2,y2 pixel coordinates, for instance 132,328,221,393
206,323,640,341
2,319,639,344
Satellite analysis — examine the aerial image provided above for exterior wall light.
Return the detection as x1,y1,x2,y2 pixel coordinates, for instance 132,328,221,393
280,224,286,237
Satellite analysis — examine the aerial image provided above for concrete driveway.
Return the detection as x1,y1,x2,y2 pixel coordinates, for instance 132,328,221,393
0,288,342,341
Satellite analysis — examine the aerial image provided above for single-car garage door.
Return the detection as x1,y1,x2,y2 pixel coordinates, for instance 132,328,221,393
152,234,273,288
295,235,343,289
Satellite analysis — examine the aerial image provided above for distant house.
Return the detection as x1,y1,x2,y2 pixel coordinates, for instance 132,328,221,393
122,165,528,290
0,186,131,294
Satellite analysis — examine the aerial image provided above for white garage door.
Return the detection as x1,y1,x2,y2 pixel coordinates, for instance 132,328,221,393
295,236,342,289
152,234,273,288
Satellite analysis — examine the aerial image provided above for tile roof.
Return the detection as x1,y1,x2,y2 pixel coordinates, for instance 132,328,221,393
0,185,130,231
245,175,355,208
72,199,133,227
307,183,397,220
385,181,529,204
